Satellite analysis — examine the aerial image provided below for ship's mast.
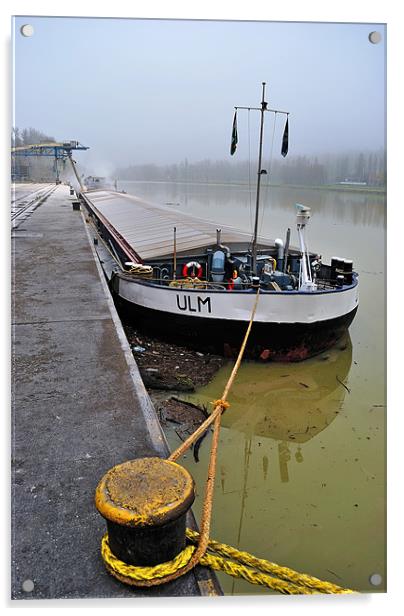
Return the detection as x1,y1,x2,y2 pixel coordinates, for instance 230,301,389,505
234,83,289,275
252,82,267,275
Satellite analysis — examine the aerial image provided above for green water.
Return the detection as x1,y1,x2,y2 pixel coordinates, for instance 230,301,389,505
121,180,386,594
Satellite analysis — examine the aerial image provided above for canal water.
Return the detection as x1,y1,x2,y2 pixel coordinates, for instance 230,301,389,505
120,180,386,595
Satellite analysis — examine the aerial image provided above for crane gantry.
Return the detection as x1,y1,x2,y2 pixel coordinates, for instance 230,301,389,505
11,141,89,189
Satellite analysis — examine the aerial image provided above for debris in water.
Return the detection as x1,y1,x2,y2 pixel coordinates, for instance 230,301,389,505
193,428,210,463
158,396,210,463
132,345,146,353
336,375,351,393
166,417,181,425
125,323,225,395
260,349,271,361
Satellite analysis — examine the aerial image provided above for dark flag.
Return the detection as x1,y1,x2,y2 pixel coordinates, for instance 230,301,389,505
281,116,289,157
230,111,238,155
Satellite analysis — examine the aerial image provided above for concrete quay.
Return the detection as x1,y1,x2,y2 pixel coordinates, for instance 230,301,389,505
11,184,220,599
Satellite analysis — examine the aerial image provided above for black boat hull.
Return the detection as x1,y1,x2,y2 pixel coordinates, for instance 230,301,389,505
116,295,358,361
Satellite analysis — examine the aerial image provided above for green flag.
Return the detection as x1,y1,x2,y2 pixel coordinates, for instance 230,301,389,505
230,111,238,156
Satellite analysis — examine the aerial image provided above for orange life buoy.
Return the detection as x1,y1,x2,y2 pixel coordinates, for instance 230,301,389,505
182,261,203,278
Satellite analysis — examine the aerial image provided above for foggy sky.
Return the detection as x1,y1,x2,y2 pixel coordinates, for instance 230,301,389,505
13,17,386,173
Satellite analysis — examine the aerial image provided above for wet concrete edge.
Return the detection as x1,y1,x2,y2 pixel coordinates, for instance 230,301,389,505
80,209,223,597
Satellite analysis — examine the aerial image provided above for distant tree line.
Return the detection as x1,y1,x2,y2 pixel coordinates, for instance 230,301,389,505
12,127,56,147
115,149,386,187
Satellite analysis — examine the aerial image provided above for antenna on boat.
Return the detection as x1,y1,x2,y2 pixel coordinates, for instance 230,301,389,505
233,82,289,275
283,227,291,273
173,226,177,280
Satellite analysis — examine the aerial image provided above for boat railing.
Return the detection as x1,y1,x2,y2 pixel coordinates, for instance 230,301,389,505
314,277,337,290
155,277,248,290
121,270,352,291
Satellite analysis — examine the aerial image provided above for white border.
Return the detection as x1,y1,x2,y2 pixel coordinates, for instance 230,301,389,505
3,2,401,614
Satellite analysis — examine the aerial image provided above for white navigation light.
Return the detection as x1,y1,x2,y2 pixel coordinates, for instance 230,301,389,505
295,203,316,292
296,203,311,226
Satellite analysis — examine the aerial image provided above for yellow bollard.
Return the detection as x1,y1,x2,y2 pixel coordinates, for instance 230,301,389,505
95,457,195,568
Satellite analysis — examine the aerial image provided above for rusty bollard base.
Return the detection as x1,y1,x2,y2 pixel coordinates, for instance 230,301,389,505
95,457,195,567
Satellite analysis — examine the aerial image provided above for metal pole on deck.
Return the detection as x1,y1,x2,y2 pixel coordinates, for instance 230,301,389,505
283,227,291,273
251,82,267,276
173,227,177,280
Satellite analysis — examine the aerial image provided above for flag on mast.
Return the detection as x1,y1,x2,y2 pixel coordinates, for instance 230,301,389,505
281,116,289,157
230,110,238,155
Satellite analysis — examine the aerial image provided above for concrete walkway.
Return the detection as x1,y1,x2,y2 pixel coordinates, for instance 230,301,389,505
11,185,219,599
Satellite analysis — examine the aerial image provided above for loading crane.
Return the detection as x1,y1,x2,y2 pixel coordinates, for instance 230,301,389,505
11,141,89,190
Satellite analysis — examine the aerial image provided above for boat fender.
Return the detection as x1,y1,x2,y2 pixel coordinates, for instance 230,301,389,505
182,261,203,279
127,264,153,277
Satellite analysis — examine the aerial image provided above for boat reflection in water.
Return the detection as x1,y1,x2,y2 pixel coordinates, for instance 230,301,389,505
188,334,352,487
222,334,352,483
178,335,354,593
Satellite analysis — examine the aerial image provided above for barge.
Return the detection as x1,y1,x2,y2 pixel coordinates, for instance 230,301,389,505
79,83,358,361
80,189,358,361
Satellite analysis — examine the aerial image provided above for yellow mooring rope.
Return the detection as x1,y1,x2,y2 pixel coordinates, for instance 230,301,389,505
99,287,356,593
101,529,354,594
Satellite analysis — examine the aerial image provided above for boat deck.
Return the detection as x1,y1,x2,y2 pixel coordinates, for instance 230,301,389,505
82,189,278,260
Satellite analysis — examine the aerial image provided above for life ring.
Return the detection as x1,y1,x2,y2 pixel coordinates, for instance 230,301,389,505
182,261,203,278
